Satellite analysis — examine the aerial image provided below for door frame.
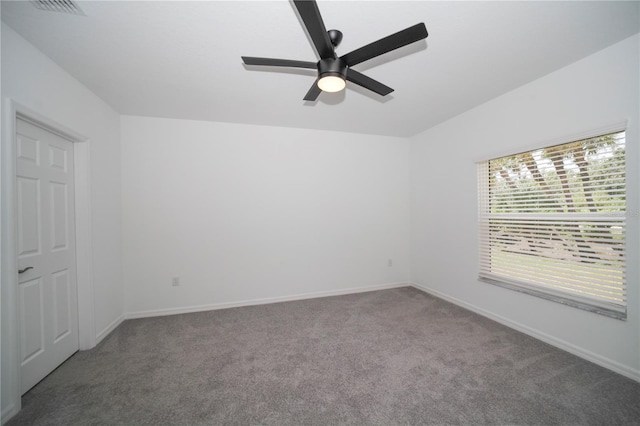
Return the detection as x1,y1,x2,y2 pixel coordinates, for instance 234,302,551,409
1,99,96,421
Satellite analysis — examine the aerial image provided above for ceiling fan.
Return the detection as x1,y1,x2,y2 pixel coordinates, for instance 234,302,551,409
241,0,428,101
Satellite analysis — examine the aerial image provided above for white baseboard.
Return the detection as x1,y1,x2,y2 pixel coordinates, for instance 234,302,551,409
409,281,640,383
1,403,18,425
95,314,125,345
125,281,410,320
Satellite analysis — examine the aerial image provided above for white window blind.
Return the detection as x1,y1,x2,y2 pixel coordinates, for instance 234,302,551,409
478,131,626,319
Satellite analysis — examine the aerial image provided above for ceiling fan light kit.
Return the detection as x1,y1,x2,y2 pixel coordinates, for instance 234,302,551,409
317,75,345,93
242,0,428,101
317,57,347,92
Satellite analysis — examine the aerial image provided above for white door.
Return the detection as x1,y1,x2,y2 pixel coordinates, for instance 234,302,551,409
16,118,79,394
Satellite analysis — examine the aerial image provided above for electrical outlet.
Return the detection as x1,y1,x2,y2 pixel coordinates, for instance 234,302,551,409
388,259,393,267
172,277,180,287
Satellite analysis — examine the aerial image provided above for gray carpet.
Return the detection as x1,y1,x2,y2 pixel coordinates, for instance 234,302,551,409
7,287,640,425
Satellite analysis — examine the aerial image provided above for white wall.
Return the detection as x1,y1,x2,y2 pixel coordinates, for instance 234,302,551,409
121,116,411,315
1,23,123,418
410,34,640,379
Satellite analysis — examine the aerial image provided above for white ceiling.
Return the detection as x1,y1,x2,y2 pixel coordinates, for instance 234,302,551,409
2,1,639,137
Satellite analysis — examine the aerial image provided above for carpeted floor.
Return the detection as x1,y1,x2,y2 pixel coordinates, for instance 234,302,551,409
7,287,640,425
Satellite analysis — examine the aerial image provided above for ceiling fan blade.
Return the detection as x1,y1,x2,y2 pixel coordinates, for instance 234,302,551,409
303,79,322,101
242,57,317,69
293,0,335,59
340,23,428,67
346,69,393,96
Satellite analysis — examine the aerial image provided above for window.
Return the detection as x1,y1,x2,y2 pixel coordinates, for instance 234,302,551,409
478,131,626,319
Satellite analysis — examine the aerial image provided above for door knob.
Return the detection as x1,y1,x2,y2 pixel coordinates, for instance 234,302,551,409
18,267,34,274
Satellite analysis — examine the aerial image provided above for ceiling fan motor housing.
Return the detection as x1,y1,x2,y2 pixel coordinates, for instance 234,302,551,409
317,57,348,80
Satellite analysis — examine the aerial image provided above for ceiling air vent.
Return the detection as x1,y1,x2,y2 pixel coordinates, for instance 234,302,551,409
31,0,85,16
